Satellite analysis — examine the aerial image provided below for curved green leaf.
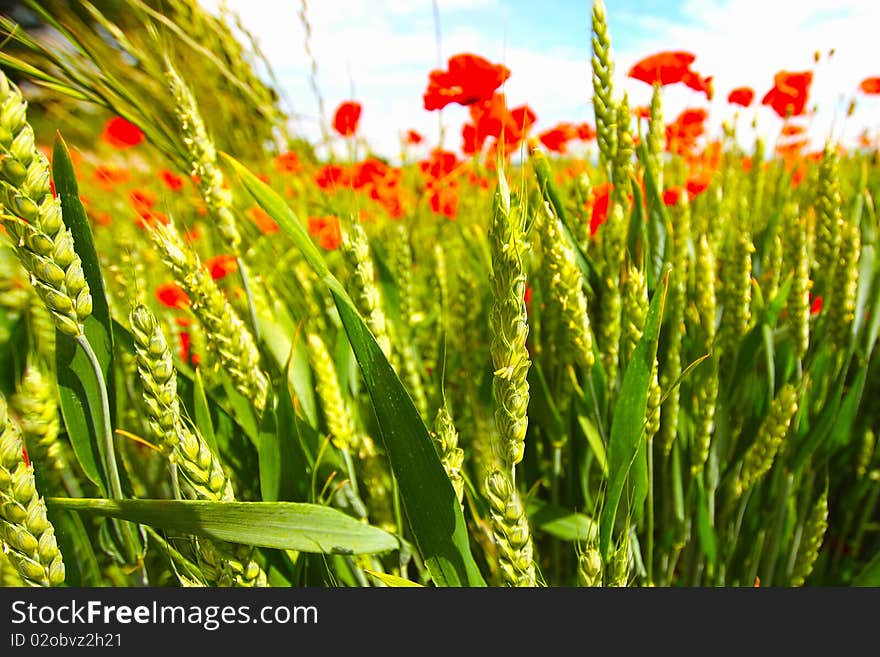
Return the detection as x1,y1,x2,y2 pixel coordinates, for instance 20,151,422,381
52,133,114,494
47,498,398,555
600,267,669,559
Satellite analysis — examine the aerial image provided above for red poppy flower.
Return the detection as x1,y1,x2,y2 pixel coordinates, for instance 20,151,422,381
93,165,130,189
423,53,511,111
587,183,614,236
419,149,459,182
178,331,192,363
332,101,362,137
404,129,424,145
762,70,813,119
663,187,683,206
628,51,713,100
314,163,350,190
130,188,156,215
682,70,713,100
859,77,880,95
727,87,755,107
538,124,575,153
781,123,806,137
575,123,597,141
101,116,144,149
135,210,169,230
428,181,459,220
665,108,708,155
629,51,696,86
352,158,389,190
159,168,185,191
509,105,537,139
685,174,711,198
308,215,342,250
205,254,238,280
156,281,190,309
247,206,279,234
810,294,823,315
273,151,302,174
633,105,652,120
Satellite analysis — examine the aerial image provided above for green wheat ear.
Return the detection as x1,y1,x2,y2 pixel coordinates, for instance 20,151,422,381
0,70,92,338
0,394,65,587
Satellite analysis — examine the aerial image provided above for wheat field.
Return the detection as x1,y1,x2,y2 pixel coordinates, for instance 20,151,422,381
0,0,878,588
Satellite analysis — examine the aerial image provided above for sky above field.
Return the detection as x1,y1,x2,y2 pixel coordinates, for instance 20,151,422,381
204,0,880,159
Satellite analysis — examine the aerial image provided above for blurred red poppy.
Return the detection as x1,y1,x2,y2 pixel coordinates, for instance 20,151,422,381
315,163,350,190
628,51,713,100
629,51,696,86
248,206,279,234
727,87,755,107
587,183,614,236
159,168,185,191
178,330,193,365
762,71,813,118
428,181,459,220
404,129,424,145
93,165,130,189
419,149,459,182
308,215,342,250
423,53,511,111
663,187,683,206
205,254,238,280
633,105,652,120
101,116,144,149
538,124,575,153
130,188,157,216
156,281,190,309
575,123,597,141
685,174,711,197
273,151,302,174
859,77,880,95
666,108,708,155
781,123,806,137
332,101,362,137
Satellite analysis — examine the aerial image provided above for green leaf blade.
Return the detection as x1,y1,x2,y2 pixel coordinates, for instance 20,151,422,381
48,498,398,555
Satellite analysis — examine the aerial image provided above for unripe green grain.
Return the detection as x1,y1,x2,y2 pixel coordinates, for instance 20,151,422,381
736,384,798,495
485,468,536,586
166,62,242,250
791,488,828,586
0,71,92,338
826,218,860,348
577,547,603,587
717,214,754,356
539,202,594,372
129,304,266,586
432,405,464,506
814,142,843,291
0,395,64,586
342,222,391,358
149,221,267,412
591,0,617,172
488,171,531,468
611,95,634,208
785,205,811,360
11,363,70,490
305,332,357,452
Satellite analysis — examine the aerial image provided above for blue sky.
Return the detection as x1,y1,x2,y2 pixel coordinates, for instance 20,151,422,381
206,0,880,159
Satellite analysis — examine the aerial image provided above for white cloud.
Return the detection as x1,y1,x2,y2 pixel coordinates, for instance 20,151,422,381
203,0,880,159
